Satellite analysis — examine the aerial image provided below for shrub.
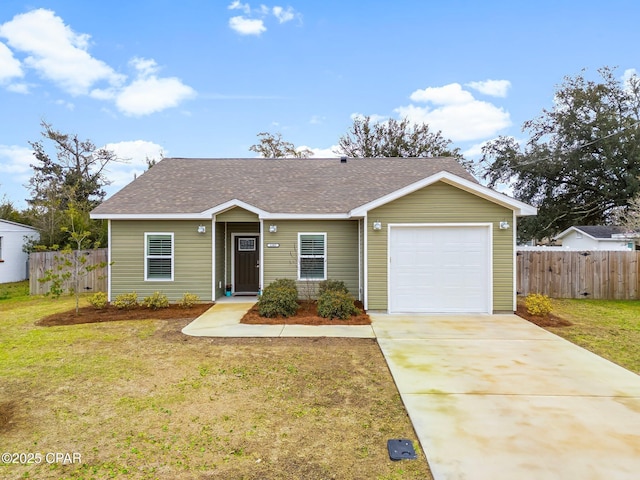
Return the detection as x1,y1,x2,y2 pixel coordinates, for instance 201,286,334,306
87,291,108,309
267,278,298,293
179,292,201,308
113,291,138,310
318,279,349,296
525,293,552,317
142,291,169,310
258,280,299,318
317,290,359,320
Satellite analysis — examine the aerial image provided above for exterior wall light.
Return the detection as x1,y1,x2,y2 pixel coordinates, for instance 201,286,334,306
197,225,206,234
269,225,277,233
499,221,510,230
372,221,382,231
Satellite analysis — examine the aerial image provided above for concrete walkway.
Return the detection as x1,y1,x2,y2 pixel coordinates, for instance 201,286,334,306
372,313,640,480
181,301,375,338
183,303,640,479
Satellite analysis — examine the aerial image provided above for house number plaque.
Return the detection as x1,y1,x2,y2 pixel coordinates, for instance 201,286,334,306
267,243,280,248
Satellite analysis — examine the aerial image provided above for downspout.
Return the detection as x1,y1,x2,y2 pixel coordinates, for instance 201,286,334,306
224,222,228,290
107,219,112,302
211,217,216,301
358,218,362,301
259,219,264,293
512,210,517,312
363,214,368,310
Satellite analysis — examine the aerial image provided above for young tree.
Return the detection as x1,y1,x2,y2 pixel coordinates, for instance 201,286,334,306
481,67,640,241
38,202,108,314
249,132,313,158
335,116,470,169
26,122,118,248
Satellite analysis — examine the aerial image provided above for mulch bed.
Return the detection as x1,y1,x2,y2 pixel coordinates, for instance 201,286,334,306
515,303,572,327
36,303,215,327
240,300,371,326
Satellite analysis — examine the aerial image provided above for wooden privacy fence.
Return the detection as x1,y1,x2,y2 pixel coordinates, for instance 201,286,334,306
517,250,640,299
29,249,108,295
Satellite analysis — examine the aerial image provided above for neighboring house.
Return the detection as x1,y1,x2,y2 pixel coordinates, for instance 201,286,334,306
554,226,640,251
90,157,536,313
0,219,40,283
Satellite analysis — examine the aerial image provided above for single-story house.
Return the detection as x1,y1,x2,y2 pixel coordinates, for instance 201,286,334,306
0,219,40,283
554,225,640,251
90,157,536,313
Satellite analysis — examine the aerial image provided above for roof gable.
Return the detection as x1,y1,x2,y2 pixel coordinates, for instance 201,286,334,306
555,225,637,241
0,219,39,232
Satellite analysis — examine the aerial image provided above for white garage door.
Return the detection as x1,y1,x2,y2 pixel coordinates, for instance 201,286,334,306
389,225,491,313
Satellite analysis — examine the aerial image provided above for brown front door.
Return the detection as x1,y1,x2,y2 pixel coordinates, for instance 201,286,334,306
234,236,259,293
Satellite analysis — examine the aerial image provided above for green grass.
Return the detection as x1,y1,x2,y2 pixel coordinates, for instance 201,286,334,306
0,281,432,480
548,298,640,374
0,280,30,302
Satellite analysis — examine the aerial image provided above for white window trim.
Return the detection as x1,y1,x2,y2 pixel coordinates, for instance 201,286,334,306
144,232,174,282
298,232,327,281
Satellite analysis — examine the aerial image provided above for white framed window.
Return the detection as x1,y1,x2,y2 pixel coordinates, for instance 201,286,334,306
145,233,174,281
298,233,326,280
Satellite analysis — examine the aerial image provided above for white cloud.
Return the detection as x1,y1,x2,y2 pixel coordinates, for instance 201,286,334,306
103,140,165,190
622,68,637,82
622,68,639,93
466,79,511,98
273,6,295,23
115,75,196,116
397,83,511,142
0,145,34,204
409,83,475,105
130,57,160,77
227,3,300,35
228,1,252,14
6,82,29,94
0,9,195,115
0,144,32,175
0,9,124,95
350,112,388,123
299,145,340,158
229,16,266,35
0,41,22,82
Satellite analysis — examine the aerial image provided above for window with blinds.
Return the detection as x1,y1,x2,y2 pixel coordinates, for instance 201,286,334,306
145,233,174,281
298,233,326,280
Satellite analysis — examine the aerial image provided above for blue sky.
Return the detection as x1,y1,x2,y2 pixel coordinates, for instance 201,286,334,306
1,0,638,208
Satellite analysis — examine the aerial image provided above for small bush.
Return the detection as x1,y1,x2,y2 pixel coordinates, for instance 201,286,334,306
525,293,552,317
267,278,299,293
318,279,349,296
113,291,138,310
317,290,359,320
142,291,169,310
258,280,299,318
87,292,108,309
179,292,200,308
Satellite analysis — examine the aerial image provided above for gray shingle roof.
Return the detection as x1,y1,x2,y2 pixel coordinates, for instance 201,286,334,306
92,157,477,216
573,225,629,239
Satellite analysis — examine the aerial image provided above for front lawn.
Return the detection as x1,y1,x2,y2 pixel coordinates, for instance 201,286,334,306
540,298,640,374
0,284,432,479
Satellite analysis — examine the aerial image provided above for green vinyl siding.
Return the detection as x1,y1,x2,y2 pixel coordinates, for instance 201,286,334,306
367,181,514,311
216,207,259,223
263,220,360,298
110,220,212,301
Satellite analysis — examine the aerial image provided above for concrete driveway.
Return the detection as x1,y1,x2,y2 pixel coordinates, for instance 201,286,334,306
372,313,640,480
